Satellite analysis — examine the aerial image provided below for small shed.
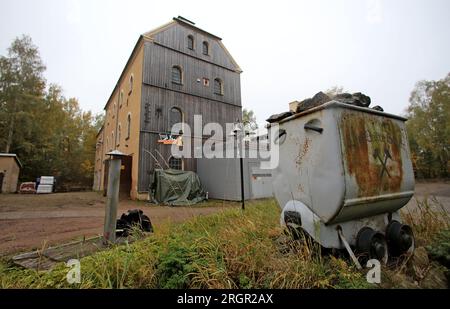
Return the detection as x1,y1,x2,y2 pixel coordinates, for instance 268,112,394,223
0,153,22,193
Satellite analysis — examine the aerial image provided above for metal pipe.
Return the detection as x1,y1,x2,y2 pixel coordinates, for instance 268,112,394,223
338,228,362,270
103,157,121,244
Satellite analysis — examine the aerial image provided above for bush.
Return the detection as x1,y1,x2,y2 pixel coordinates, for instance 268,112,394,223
427,230,450,269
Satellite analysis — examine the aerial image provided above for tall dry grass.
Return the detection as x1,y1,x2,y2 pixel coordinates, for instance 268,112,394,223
0,199,368,289
402,196,450,246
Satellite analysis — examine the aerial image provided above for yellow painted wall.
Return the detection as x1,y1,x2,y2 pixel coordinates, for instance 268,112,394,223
0,157,20,193
96,39,144,199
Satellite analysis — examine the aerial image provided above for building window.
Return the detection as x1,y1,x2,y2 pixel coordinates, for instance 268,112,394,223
169,107,183,131
111,132,114,149
202,41,209,55
169,156,182,170
129,75,134,94
117,124,121,146
187,35,194,50
203,78,210,87
172,66,182,84
126,113,131,139
214,78,223,95
112,103,116,118
119,90,124,107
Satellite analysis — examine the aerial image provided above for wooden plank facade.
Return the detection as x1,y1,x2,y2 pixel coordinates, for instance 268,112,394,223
94,17,242,199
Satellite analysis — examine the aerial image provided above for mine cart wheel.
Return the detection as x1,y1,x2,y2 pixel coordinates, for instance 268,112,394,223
386,220,414,256
356,227,388,264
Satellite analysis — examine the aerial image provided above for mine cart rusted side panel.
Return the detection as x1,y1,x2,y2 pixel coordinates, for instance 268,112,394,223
332,107,415,224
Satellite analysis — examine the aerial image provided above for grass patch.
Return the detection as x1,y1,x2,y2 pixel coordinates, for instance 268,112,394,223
381,197,450,288
1,197,448,289
402,196,450,246
0,199,368,289
427,230,450,269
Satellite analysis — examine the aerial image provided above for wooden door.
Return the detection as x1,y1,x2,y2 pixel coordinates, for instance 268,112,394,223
119,156,132,199
0,172,4,193
103,156,132,199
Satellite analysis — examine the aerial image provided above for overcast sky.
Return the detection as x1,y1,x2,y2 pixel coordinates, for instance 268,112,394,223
1,0,449,128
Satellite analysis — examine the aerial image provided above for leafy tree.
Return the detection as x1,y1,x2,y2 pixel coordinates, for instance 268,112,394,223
406,73,450,178
0,35,100,187
0,35,46,153
242,108,258,133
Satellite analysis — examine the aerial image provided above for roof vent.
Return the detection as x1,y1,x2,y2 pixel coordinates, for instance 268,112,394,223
176,16,195,25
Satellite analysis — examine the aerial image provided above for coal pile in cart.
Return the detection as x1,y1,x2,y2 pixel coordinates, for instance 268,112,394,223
267,91,385,123
268,91,415,267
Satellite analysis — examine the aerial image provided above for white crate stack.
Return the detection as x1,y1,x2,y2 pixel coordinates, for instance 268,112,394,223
36,176,55,194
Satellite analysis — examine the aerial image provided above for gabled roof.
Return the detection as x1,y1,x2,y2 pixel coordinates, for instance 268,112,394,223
172,16,222,40
143,17,241,72
142,19,177,39
103,17,242,110
103,36,144,110
0,153,23,168
217,40,242,73
96,125,104,138
143,17,222,40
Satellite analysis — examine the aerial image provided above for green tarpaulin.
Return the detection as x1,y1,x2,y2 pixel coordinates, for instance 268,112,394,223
149,169,206,206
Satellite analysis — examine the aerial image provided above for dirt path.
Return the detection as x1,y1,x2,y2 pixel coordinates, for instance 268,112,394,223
0,192,236,256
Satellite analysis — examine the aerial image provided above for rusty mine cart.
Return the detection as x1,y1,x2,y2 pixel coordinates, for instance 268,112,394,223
269,100,415,266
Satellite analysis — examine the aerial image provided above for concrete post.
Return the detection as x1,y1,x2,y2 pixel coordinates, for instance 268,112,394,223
103,157,121,245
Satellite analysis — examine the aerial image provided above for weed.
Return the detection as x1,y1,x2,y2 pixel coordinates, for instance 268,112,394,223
402,196,450,246
427,229,450,269
2,197,447,289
